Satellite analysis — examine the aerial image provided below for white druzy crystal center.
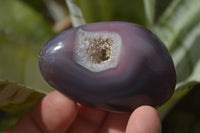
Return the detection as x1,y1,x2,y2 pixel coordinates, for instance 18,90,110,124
73,29,122,72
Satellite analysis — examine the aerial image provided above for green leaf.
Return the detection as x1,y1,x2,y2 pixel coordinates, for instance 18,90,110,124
154,0,173,21
68,0,155,28
143,0,155,28
158,82,195,119
0,81,45,115
153,0,200,84
0,80,46,131
0,34,53,93
0,110,18,132
21,0,46,13
0,0,54,45
154,0,200,121
0,1,54,129
0,0,54,93
162,84,200,133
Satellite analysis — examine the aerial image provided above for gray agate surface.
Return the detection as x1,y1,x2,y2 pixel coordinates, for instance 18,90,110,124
39,22,176,113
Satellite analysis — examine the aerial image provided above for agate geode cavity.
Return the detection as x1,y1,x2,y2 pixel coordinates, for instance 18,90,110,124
39,22,176,113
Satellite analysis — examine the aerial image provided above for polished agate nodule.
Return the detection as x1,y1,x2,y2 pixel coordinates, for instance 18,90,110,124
39,22,176,113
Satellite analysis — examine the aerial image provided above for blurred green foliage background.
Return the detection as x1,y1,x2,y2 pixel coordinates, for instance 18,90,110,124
0,0,200,132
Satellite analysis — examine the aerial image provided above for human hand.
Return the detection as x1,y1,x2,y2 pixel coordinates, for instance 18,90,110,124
3,91,161,133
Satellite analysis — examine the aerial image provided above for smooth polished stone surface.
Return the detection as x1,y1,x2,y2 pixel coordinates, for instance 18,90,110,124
39,22,176,113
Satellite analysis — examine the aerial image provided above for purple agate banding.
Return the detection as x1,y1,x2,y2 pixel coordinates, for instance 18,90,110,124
39,22,176,113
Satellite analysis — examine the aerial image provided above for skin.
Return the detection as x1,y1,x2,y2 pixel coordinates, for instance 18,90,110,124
3,91,161,133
